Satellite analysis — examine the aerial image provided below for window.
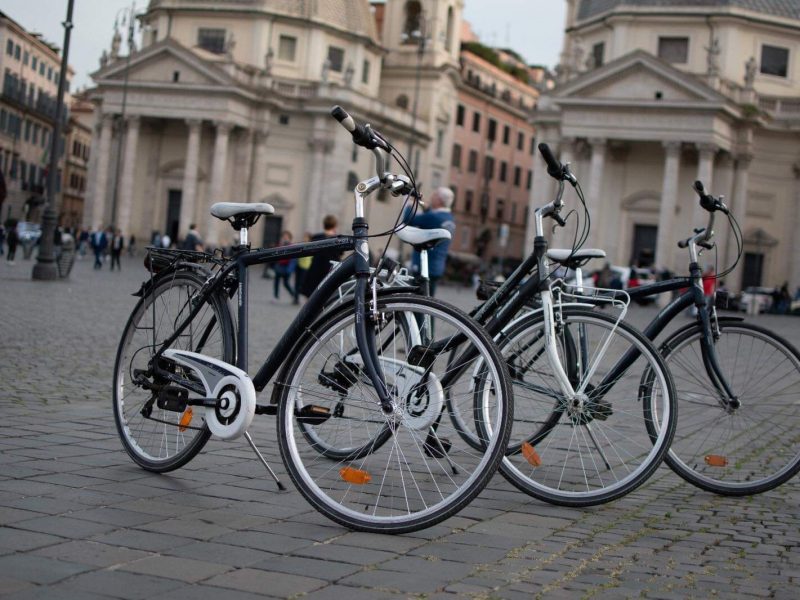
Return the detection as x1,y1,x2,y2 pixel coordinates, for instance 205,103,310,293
39,62,45,75
279,114,290,125
487,118,497,142
472,112,481,133
31,56,37,70
513,166,521,187
499,161,507,182
449,186,457,210
32,123,39,144
197,28,226,54
484,156,495,180
761,44,789,78
526,169,532,190
327,46,344,72
529,136,536,155
0,109,6,130
403,1,422,42
24,120,31,142
445,6,455,52
465,190,474,213
436,129,444,158
396,94,409,110
362,59,370,84
23,51,28,66
451,143,462,168
14,44,20,60
278,35,297,61
658,37,689,64
511,202,517,222
503,125,510,145
467,150,478,173
5,40,12,56
517,131,524,151
496,198,504,220
456,104,465,126
47,67,53,81
20,160,27,184
591,42,605,68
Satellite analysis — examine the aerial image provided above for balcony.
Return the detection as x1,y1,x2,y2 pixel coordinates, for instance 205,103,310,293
2,75,68,126
758,96,800,120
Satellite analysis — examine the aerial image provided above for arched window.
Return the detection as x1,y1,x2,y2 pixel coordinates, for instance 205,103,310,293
403,1,422,43
396,94,410,110
445,6,454,53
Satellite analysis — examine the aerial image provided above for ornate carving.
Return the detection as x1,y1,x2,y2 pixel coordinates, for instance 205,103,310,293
744,56,758,89
696,142,717,158
662,141,682,156
705,37,721,76
215,121,233,136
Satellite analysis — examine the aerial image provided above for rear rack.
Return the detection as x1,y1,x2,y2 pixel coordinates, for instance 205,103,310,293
144,246,228,273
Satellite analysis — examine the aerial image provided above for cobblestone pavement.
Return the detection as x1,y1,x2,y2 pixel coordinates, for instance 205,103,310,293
1,254,798,599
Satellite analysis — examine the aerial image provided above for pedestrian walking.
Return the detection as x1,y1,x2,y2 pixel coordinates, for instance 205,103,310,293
128,234,136,257
0,224,5,257
301,216,342,298
272,231,295,301
110,228,124,271
5,221,18,264
294,232,312,305
91,228,108,269
181,224,203,252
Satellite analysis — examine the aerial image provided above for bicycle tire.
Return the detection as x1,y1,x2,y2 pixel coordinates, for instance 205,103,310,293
273,293,513,533
113,270,235,472
493,308,677,506
660,320,800,495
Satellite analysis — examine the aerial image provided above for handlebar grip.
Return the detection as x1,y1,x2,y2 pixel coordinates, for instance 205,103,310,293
693,180,706,196
677,239,690,249
331,105,357,133
538,143,562,179
552,213,566,227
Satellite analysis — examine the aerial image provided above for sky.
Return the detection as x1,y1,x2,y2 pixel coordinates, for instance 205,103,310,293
2,0,568,90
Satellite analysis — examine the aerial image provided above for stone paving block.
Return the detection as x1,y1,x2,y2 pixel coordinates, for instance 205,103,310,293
136,518,234,541
0,508,43,525
203,567,327,597
31,540,151,568
378,554,475,580
211,530,315,554
339,568,455,594
90,529,192,553
409,540,511,563
69,507,166,528
0,575,34,595
13,515,119,539
0,528,66,552
0,496,87,516
293,543,397,566
3,589,118,600
149,585,270,600
248,554,362,580
118,554,232,582
164,541,278,568
300,584,401,600
0,554,93,584
59,570,184,599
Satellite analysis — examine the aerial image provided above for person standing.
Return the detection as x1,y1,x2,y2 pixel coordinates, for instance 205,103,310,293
5,222,18,264
403,187,456,296
181,224,203,251
110,228,124,271
301,216,341,298
272,230,296,301
0,224,5,256
293,232,312,305
91,228,108,269
128,234,136,257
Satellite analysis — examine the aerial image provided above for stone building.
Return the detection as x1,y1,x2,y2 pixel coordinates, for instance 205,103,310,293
87,0,464,250
0,10,71,224
61,97,93,230
448,31,540,266
528,0,800,292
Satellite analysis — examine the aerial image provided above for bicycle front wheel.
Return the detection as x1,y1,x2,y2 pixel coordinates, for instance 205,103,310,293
113,270,235,472
274,294,513,533
497,309,676,506
661,321,800,495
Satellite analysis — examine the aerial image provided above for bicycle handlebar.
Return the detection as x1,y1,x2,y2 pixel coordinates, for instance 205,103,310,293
538,143,577,186
331,105,390,153
693,180,729,215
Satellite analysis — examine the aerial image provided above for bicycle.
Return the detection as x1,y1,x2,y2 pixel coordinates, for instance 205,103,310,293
113,106,514,534
617,181,800,496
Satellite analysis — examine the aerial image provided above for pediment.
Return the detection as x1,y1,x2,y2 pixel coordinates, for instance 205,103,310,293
554,50,727,104
92,40,234,88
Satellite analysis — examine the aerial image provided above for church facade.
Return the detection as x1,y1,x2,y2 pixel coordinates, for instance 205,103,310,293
528,0,800,292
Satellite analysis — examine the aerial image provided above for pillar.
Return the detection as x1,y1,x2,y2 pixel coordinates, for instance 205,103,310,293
791,165,800,293
91,114,113,230
524,131,558,251
179,119,202,240
205,121,232,248
585,138,606,248
692,143,716,230
727,154,752,291
117,115,140,236
655,142,682,275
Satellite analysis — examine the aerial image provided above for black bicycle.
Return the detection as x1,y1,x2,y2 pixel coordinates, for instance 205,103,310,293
112,106,514,534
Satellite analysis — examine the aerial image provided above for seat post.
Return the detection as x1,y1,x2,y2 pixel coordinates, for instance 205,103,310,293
420,248,429,281
239,226,249,247
575,266,584,293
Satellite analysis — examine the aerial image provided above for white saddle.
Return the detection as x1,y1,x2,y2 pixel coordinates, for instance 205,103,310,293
397,226,452,248
210,202,275,220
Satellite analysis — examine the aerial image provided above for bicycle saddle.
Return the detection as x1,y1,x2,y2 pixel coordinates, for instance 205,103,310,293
397,226,452,250
210,202,275,220
547,248,606,269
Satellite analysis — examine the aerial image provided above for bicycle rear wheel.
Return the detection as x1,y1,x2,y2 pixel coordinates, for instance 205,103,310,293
113,270,234,472
496,309,676,506
661,320,800,495
274,294,513,533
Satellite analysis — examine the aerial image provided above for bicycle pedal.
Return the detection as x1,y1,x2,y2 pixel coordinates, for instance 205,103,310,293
295,404,331,425
318,360,360,395
423,433,451,458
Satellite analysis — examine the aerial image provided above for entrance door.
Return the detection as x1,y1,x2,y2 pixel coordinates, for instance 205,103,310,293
166,189,182,244
262,215,283,248
742,252,764,289
631,224,657,267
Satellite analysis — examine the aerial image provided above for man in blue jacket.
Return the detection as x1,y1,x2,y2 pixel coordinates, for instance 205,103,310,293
403,187,455,296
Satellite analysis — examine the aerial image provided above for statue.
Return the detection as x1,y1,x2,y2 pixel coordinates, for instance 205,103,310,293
99,50,109,68
264,48,274,75
344,63,355,87
110,29,122,60
321,58,331,83
572,37,585,73
224,33,236,59
705,37,721,76
744,56,757,88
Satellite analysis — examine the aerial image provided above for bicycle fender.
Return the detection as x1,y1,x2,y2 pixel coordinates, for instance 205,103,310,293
657,315,745,352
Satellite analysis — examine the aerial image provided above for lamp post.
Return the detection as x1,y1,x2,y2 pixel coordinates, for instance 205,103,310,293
32,0,74,280
109,1,137,229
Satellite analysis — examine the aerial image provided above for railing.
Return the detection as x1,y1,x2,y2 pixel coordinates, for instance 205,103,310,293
758,96,800,117
1,75,68,126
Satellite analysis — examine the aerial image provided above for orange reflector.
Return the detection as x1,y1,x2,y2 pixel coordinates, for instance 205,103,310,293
705,454,728,467
339,466,371,485
179,407,193,432
521,442,542,467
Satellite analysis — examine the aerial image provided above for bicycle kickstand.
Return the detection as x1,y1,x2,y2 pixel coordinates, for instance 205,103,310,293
244,431,286,491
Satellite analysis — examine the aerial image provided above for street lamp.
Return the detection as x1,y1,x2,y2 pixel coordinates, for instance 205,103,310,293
32,0,74,280
109,1,137,229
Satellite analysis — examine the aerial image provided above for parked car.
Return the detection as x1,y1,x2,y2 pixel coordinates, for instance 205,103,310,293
739,287,773,314
16,221,42,245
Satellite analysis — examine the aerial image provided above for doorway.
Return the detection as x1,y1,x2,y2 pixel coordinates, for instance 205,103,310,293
262,215,283,248
166,189,182,244
742,252,764,289
631,224,657,267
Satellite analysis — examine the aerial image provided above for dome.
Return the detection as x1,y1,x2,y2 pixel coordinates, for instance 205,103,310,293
577,0,800,22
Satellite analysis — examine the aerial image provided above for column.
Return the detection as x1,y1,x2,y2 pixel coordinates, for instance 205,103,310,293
524,131,558,251
179,119,202,240
81,115,102,230
713,153,735,276
585,138,607,248
304,115,333,233
91,114,113,230
550,137,575,249
790,165,800,293
655,142,682,275
727,154,752,292
250,127,270,201
205,121,232,248
692,143,716,229
117,115,141,236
